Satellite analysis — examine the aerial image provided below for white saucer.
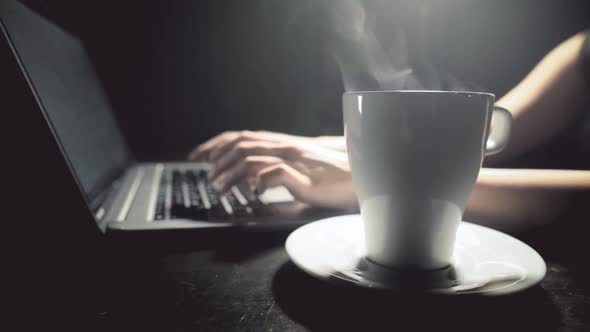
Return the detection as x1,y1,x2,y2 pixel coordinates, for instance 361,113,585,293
286,214,546,295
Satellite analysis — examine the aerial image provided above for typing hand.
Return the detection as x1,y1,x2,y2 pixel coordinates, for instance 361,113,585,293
188,131,357,209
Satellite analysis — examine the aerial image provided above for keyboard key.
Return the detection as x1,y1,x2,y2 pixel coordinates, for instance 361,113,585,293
231,186,248,206
233,206,254,218
181,182,191,208
197,180,212,209
219,195,233,215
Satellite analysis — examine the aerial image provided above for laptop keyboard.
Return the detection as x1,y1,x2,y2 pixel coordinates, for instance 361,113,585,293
154,169,270,221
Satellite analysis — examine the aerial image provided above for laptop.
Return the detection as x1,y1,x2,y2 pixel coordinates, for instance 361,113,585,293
0,0,339,233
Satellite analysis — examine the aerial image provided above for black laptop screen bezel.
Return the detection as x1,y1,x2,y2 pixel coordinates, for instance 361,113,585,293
1,17,110,235
0,1,134,211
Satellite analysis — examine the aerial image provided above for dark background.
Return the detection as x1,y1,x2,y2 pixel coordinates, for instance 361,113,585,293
22,0,590,160
5,1,590,328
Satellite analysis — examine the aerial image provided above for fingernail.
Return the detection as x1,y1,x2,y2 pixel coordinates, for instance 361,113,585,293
212,181,224,192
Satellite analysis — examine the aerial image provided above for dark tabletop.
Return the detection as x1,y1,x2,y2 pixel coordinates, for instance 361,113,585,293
94,217,590,332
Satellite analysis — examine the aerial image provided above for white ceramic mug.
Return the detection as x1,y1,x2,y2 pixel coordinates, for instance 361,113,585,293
343,90,511,270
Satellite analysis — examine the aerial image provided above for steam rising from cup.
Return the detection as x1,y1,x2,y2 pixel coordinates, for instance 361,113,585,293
330,0,481,92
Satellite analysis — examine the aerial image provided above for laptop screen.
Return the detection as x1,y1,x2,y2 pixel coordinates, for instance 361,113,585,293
0,1,132,204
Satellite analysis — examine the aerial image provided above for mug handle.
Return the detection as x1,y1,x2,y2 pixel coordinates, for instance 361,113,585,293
485,106,512,156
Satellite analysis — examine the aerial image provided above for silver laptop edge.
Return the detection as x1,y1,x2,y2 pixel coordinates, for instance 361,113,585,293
98,161,302,231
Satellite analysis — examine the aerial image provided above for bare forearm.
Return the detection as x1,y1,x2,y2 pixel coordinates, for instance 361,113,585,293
489,32,588,164
464,168,590,231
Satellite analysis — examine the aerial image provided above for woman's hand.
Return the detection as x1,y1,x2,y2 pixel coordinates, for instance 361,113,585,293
188,131,357,209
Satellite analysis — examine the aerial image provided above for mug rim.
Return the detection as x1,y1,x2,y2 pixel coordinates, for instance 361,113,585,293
343,90,495,98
